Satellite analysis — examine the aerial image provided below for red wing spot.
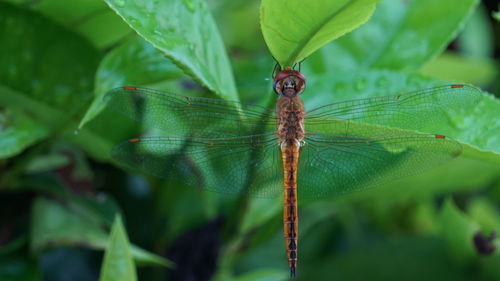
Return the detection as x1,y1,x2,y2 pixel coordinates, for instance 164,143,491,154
435,135,446,139
123,86,137,91
128,138,141,143
451,84,464,88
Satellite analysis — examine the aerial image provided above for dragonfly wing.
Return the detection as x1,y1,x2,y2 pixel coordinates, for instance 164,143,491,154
104,86,276,137
111,134,283,197
305,85,482,134
297,133,461,198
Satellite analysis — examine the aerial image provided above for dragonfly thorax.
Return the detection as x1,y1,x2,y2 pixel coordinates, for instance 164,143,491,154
273,68,306,97
276,96,305,152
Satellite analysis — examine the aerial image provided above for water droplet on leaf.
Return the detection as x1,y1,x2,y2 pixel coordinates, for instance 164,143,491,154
354,78,367,91
335,81,347,92
182,0,196,12
376,77,389,88
114,0,125,7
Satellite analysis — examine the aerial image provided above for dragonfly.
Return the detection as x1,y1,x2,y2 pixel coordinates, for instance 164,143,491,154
104,67,481,277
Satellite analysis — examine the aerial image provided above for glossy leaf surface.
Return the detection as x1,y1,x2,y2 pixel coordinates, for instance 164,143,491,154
308,0,479,72
103,0,238,100
0,110,48,159
261,0,379,67
99,216,137,281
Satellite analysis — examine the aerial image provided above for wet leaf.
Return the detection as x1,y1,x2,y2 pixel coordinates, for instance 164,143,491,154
31,197,172,267
340,156,500,208
309,0,479,72
0,3,98,110
304,69,500,163
0,3,115,160
103,0,238,100
79,37,185,129
4,0,132,49
99,216,136,281
260,0,379,67
32,0,131,49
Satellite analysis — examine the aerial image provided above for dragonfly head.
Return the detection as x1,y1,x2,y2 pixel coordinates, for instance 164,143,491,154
273,67,306,97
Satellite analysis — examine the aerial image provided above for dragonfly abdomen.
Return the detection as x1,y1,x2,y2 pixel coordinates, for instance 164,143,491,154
277,95,305,278
282,142,300,277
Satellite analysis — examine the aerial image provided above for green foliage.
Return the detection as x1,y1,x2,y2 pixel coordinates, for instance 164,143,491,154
79,37,186,129
231,269,288,281
420,52,497,85
29,185,171,267
494,6,500,21
304,0,480,72
103,0,238,100
0,110,48,159
99,216,137,281
439,198,478,262
260,0,379,67
0,0,499,280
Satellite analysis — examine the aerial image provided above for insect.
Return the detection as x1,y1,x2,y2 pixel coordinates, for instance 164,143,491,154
104,67,481,277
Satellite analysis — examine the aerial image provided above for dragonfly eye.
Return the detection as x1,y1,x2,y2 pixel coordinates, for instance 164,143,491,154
273,69,306,97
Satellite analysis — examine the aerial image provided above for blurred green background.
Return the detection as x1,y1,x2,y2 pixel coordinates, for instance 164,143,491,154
0,0,499,280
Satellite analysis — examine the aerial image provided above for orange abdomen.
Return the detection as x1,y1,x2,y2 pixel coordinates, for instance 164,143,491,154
276,96,304,277
282,143,300,277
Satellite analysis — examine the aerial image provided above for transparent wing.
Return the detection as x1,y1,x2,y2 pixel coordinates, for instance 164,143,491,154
104,86,276,137
305,85,482,133
111,134,283,197
298,133,461,198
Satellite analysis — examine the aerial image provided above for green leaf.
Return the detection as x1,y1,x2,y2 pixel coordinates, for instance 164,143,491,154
0,109,48,159
240,197,281,233
6,0,132,49
0,86,115,161
211,1,264,52
355,156,499,203
260,0,379,67
99,216,137,281
419,52,497,85
103,0,238,100
301,236,471,281
25,153,70,173
0,3,117,160
438,198,478,262
128,246,174,269
0,3,99,110
232,269,288,281
31,197,110,252
75,9,132,49
468,198,500,232
79,37,185,129
493,6,500,21
312,0,479,72
457,4,494,58
30,196,172,267
0,255,40,281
